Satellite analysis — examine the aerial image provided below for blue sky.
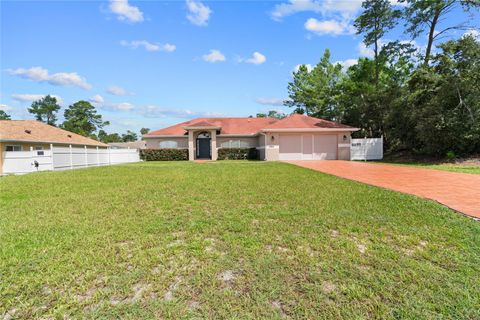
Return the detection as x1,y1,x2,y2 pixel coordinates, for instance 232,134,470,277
1,0,478,134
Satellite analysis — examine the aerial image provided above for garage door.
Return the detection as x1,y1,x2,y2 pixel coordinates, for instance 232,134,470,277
279,134,337,160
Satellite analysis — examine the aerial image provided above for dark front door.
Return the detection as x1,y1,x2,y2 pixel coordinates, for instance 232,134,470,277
197,138,211,159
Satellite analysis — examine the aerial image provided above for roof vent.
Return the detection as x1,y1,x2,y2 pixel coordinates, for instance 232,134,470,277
25,129,32,134
67,134,72,138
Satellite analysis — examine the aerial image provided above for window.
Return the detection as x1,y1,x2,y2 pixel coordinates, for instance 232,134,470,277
197,132,210,138
5,145,22,152
220,140,251,148
34,146,44,150
159,141,179,148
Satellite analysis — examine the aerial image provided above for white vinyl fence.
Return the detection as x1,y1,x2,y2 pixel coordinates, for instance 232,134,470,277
2,145,140,175
350,137,383,160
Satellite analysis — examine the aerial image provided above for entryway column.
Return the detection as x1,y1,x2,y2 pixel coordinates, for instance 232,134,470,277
211,129,217,160
188,130,195,161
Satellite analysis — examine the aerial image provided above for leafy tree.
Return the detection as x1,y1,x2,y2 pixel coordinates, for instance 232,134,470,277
121,130,138,142
407,35,480,155
0,110,11,120
354,0,400,82
140,127,150,135
98,130,122,143
256,110,287,119
27,95,61,125
400,0,479,65
61,101,109,137
285,49,343,120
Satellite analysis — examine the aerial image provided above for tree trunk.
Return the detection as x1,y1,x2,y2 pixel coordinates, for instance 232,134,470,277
424,10,440,66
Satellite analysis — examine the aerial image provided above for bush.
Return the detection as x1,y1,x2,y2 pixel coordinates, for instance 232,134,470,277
446,150,456,160
141,149,188,161
217,148,258,160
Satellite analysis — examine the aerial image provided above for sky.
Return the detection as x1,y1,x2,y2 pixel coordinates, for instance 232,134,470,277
1,0,479,135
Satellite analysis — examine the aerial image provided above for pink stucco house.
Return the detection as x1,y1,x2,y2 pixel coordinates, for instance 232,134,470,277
143,114,358,161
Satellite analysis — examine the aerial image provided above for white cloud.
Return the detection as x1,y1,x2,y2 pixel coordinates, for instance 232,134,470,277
293,63,313,73
357,42,375,58
186,0,211,26
105,102,136,111
271,0,363,21
9,66,91,90
11,93,63,104
0,104,12,112
120,40,176,52
202,49,226,63
109,0,144,23
143,105,222,119
335,58,358,70
106,85,129,96
89,94,104,104
464,28,480,39
255,97,286,106
304,18,355,36
245,52,267,65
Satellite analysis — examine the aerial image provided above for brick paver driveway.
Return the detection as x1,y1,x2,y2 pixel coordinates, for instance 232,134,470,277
287,160,480,219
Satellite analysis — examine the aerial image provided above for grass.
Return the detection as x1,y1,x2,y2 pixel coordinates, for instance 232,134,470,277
377,161,480,174
1,161,479,319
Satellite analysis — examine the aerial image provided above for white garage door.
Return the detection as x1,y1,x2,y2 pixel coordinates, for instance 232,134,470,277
279,134,337,160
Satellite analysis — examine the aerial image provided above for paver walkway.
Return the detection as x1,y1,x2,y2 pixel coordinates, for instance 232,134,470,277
287,160,480,219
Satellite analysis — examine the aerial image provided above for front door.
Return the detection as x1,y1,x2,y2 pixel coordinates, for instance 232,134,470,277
197,138,211,159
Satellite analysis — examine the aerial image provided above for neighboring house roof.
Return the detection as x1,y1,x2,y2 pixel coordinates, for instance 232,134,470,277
145,114,357,137
108,141,146,149
0,120,108,147
145,117,279,136
262,113,356,130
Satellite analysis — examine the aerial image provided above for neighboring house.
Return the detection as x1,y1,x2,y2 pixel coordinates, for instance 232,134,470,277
0,120,108,175
108,141,146,150
143,114,358,161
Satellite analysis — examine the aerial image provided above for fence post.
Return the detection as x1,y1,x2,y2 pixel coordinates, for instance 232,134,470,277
96,146,100,166
108,148,111,165
50,144,54,171
30,146,35,173
69,144,73,169
84,145,88,168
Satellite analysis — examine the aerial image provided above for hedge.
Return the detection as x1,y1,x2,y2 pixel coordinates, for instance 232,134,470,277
217,148,258,160
141,149,188,161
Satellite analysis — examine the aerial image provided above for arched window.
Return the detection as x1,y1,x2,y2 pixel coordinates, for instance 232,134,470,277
159,141,178,148
197,132,210,138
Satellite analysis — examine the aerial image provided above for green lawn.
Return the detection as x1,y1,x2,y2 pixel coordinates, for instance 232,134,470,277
377,161,480,174
1,162,479,319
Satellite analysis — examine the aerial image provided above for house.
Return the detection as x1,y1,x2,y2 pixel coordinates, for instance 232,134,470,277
108,141,146,150
143,114,358,161
0,120,108,175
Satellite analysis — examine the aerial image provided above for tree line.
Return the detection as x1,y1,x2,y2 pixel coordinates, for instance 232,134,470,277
0,96,149,143
286,0,479,157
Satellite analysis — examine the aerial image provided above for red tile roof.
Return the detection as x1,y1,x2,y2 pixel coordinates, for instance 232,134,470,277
146,117,279,135
263,113,356,130
0,120,108,147
145,114,356,136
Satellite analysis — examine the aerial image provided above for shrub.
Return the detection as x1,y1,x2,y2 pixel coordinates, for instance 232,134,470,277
446,150,456,160
217,148,258,160
141,149,188,161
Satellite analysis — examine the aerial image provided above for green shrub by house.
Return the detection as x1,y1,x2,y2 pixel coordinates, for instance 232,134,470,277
141,149,188,161
218,148,258,160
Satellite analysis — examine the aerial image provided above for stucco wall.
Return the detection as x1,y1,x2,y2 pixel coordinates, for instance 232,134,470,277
145,137,188,149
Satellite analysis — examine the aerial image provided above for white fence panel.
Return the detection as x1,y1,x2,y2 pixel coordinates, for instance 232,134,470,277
2,150,53,174
350,138,383,160
2,146,141,175
109,149,140,164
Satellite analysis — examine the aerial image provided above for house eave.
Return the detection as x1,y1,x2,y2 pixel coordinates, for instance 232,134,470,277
261,128,359,133
0,138,108,147
142,135,188,138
